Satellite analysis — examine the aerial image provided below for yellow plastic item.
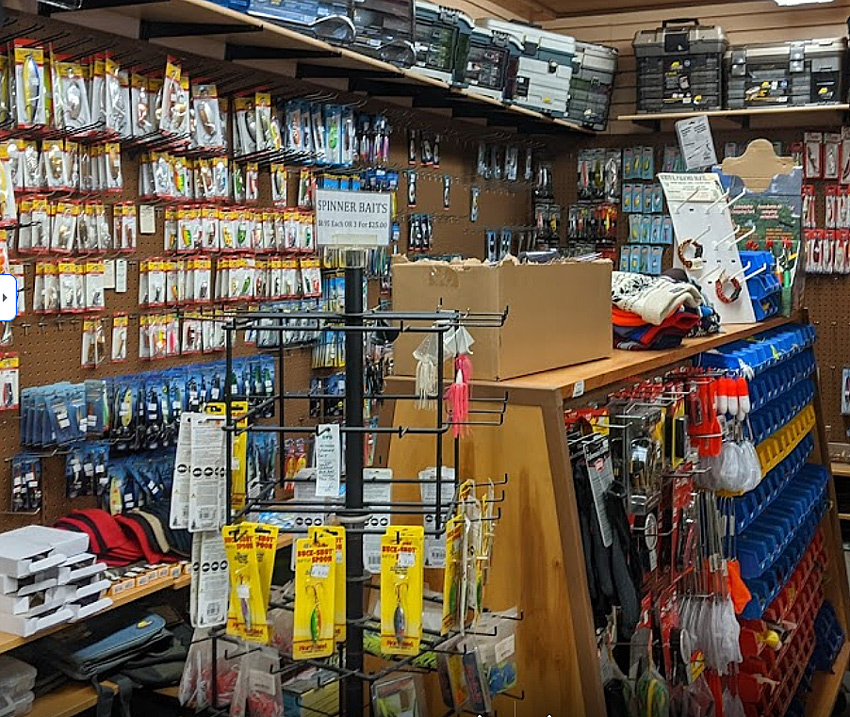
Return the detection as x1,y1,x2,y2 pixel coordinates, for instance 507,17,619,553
756,404,816,474
380,526,424,656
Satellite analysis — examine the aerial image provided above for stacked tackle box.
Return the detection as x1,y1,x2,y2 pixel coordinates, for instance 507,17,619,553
351,0,416,67
244,0,357,44
633,19,727,113
243,0,416,67
725,38,846,109
412,1,474,84
568,40,618,131
480,19,575,116
461,26,523,102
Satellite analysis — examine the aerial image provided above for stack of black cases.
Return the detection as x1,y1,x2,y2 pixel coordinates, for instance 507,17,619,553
351,0,416,66
479,19,575,115
412,1,474,84
725,38,845,109
569,40,618,130
461,26,523,101
633,19,728,113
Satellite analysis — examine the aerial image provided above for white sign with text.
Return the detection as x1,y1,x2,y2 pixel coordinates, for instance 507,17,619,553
315,189,392,246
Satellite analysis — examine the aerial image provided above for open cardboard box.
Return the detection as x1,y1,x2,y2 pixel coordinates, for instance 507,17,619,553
392,256,612,381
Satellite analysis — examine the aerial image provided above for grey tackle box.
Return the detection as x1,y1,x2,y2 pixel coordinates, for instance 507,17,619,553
412,1,474,84
725,38,846,109
480,19,576,116
633,19,728,113
568,40,618,131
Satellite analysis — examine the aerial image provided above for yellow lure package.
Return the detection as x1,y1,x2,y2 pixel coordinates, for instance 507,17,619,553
309,526,346,642
293,534,336,660
222,523,269,644
380,526,424,656
441,515,463,635
204,401,248,511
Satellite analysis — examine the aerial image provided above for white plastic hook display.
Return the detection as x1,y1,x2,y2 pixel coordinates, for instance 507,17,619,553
704,189,731,214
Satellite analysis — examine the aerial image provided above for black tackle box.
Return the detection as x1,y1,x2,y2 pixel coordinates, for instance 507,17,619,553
412,1,474,84
633,19,727,113
725,38,846,108
460,27,523,102
568,40,618,131
352,0,416,67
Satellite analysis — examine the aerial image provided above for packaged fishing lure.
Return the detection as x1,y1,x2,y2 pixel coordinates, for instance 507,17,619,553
308,526,346,642
223,523,269,644
292,532,336,659
380,525,424,656
13,42,46,128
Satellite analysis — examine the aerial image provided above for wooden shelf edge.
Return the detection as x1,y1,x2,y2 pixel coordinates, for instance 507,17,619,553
0,572,189,656
489,316,793,398
832,463,850,478
29,682,102,717
618,104,850,122
805,640,850,717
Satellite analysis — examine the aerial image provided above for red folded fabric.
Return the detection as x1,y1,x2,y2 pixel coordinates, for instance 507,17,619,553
115,515,170,564
611,305,646,327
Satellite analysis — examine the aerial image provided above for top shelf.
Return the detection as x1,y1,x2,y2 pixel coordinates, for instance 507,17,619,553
495,316,792,399
39,0,594,136
618,104,849,125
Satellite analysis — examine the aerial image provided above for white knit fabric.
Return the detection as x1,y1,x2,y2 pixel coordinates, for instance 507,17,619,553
611,271,703,325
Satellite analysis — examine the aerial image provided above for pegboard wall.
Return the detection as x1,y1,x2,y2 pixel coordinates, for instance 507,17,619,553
0,9,546,531
561,126,850,444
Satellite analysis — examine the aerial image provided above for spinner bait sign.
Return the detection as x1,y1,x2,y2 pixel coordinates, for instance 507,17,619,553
315,189,392,246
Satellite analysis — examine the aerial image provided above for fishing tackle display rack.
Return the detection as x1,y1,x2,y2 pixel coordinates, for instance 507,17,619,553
197,249,512,716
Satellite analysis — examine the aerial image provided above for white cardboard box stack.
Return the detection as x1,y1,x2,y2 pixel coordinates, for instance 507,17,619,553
0,526,112,637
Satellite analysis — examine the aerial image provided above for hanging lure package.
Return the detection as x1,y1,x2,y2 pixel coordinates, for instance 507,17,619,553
292,531,336,659
229,646,283,717
13,42,46,128
188,412,227,532
222,522,278,644
191,530,230,629
380,525,425,656
65,442,109,498
371,675,426,717
0,353,19,411
11,453,41,512
80,317,106,368
308,525,346,642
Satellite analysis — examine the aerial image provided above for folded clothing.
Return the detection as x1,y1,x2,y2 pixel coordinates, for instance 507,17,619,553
614,309,701,351
612,271,703,325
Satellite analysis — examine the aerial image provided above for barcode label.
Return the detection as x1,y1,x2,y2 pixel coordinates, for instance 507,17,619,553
366,554,381,573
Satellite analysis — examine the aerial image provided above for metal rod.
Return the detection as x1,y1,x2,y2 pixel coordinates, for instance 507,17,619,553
278,323,286,489
225,325,234,524
344,255,365,717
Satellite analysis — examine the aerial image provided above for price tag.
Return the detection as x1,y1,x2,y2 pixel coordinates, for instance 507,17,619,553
397,551,416,568
314,423,341,498
572,380,585,398
139,204,156,235
311,563,330,579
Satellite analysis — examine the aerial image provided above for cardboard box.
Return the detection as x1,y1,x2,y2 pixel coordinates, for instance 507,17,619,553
392,257,612,380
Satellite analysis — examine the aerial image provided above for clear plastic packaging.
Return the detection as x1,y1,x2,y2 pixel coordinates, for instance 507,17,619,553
0,656,37,696
12,692,32,717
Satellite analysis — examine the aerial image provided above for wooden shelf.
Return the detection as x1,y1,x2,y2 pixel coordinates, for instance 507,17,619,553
41,0,593,136
619,104,850,123
806,640,850,716
28,682,118,717
492,316,791,399
832,463,850,478
0,572,189,656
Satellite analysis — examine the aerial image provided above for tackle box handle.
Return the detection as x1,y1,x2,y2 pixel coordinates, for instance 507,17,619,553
661,18,700,27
